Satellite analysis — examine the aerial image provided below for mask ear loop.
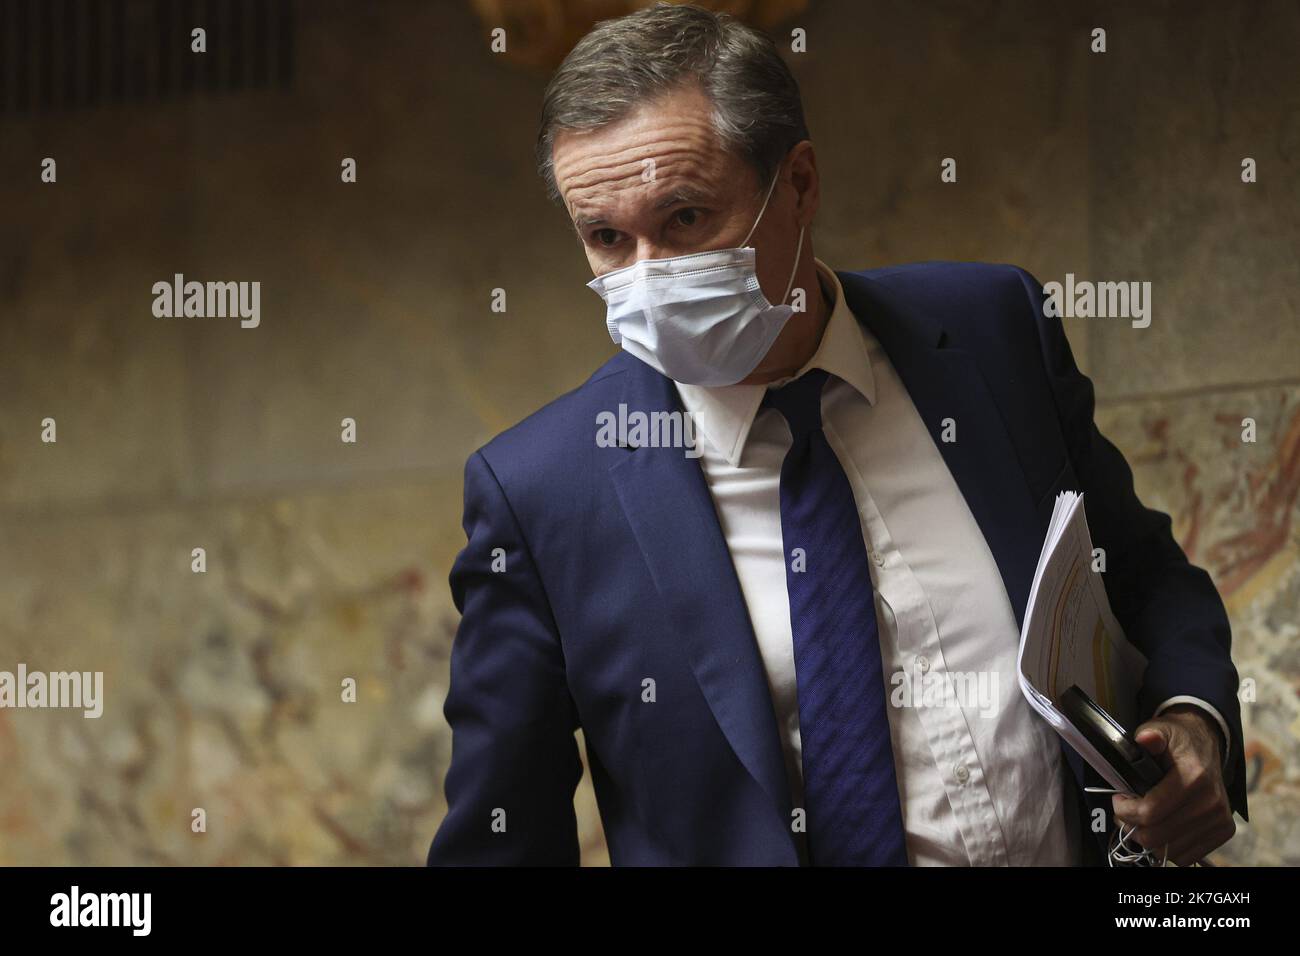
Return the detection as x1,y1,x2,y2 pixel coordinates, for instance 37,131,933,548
741,172,781,247
742,172,806,308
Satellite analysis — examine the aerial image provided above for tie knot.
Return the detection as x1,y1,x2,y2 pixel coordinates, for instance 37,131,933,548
762,367,830,444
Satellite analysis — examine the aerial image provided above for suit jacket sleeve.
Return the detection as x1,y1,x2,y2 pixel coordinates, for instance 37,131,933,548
427,449,585,864
1013,267,1249,822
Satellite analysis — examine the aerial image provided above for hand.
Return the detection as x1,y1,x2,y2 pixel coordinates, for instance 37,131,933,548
1110,705,1235,866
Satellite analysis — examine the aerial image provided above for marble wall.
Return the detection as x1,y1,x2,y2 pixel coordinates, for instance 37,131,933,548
0,0,1295,865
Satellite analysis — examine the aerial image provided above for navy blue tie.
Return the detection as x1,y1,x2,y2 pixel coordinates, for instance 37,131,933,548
763,368,909,866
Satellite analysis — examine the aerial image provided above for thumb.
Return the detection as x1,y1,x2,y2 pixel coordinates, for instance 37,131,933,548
1134,723,1173,768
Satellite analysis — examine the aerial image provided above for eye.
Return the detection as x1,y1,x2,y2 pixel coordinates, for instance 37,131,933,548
673,207,703,227
593,228,622,247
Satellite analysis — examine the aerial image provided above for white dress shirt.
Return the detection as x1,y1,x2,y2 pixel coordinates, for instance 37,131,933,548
673,257,1230,866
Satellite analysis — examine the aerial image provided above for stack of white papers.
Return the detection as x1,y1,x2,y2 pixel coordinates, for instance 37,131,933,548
1017,491,1149,793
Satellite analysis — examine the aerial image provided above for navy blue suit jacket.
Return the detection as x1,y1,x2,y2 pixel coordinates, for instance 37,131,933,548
427,262,1247,866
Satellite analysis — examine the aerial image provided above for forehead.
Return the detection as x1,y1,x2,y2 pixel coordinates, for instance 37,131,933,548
552,86,751,221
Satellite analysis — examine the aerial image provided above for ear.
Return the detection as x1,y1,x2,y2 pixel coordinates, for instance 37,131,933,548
786,140,820,229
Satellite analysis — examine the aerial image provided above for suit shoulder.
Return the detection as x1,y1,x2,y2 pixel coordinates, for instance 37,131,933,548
849,260,1046,340
852,260,1039,307
468,351,631,491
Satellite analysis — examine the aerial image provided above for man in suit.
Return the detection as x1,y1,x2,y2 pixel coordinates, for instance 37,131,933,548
427,3,1246,866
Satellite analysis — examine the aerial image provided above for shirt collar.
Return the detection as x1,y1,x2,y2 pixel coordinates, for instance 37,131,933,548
675,257,876,467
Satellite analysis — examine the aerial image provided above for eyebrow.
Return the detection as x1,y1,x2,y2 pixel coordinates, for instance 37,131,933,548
571,185,713,231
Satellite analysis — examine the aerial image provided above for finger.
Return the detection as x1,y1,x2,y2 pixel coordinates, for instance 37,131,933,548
1134,726,1172,766
1113,727,1223,828
1132,796,1221,853
1112,760,1197,828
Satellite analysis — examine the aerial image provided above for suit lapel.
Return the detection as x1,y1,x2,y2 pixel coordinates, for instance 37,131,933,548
837,269,1043,631
607,359,796,854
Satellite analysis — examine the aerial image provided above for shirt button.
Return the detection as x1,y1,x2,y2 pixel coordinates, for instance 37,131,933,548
954,764,970,785
871,550,885,568
916,655,930,674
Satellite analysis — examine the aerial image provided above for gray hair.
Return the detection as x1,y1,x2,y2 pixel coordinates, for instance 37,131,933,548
536,2,810,206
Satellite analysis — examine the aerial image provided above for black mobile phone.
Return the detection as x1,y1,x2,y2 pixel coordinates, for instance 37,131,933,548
1058,684,1165,795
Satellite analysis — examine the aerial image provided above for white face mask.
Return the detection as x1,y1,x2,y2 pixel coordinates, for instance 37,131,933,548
585,171,806,387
